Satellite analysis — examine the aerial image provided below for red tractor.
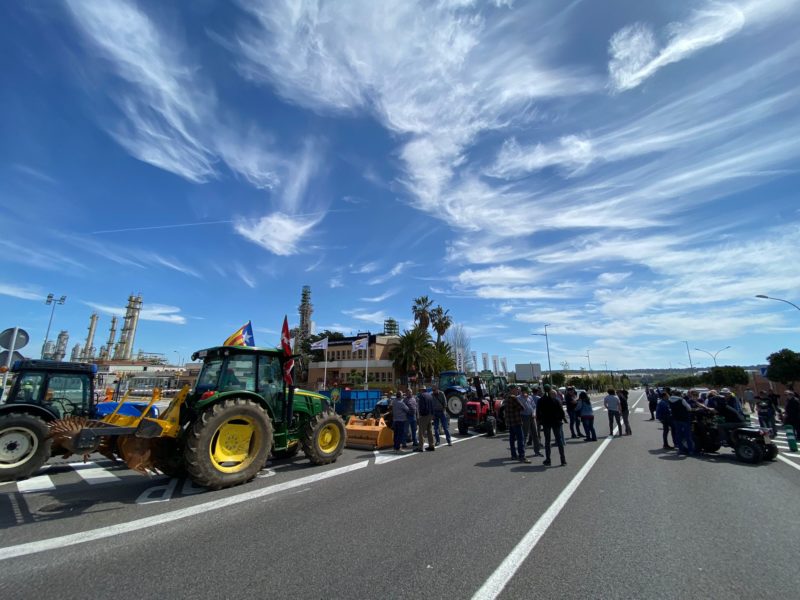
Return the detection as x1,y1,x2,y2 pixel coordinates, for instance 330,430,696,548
457,378,503,436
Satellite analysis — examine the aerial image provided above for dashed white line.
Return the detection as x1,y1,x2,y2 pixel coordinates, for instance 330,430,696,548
15,474,55,494
71,462,123,485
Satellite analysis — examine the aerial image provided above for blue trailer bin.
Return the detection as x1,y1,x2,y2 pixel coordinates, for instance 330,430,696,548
321,389,383,415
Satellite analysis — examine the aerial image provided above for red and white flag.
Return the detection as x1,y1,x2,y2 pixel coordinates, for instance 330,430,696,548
281,316,294,385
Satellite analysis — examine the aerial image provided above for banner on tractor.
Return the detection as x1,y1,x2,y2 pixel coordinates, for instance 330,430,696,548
223,321,254,347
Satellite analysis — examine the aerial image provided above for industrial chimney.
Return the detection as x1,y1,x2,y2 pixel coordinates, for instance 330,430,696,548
82,313,99,361
54,330,69,362
114,295,134,360
99,316,117,361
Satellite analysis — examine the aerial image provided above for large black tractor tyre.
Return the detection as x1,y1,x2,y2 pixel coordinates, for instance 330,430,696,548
272,443,301,460
301,410,346,465
0,413,52,481
485,416,497,437
734,439,764,464
446,394,466,418
457,416,469,436
763,443,778,461
184,398,272,490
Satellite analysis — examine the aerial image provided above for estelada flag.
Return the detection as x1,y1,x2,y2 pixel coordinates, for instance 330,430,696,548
280,316,294,385
223,321,254,347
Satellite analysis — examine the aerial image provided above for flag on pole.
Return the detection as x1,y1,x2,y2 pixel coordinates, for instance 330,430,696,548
223,321,254,347
310,337,329,351
280,316,294,385
352,337,368,351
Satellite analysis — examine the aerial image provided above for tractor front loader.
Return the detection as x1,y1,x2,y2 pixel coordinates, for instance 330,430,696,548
58,345,346,490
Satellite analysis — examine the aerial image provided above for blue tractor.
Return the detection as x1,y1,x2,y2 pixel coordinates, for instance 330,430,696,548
438,370,475,417
0,359,157,481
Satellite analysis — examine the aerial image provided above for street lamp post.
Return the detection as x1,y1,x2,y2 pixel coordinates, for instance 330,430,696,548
41,293,67,359
173,350,183,367
683,341,694,372
694,346,731,367
755,294,800,311
532,324,552,383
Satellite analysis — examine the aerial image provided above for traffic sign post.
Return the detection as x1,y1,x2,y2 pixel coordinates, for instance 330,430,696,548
1,327,29,402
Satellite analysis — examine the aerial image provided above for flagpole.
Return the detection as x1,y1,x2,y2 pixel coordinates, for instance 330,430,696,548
323,347,328,389
364,338,369,390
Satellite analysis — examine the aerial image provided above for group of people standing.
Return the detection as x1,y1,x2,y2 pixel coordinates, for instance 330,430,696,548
390,385,452,453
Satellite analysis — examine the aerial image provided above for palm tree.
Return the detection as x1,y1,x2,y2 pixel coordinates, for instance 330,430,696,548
425,341,456,377
430,306,452,345
390,328,433,385
412,296,434,331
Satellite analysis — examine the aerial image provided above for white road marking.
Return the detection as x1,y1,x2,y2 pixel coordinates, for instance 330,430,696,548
15,475,55,494
780,452,800,460
634,408,645,413
777,455,800,472
0,461,369,561
71,462,123,485
472,392,642,600
373,433,482,464
135,478,177,504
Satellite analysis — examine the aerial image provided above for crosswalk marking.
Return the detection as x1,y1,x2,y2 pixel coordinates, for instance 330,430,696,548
16,475,55,494
71,462,123,485
634,408,645,413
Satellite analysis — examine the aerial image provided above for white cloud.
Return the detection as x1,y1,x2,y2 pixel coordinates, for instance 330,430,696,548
597,272,632,285
234,263,256,288
329,277,344,289
360,290,398,303
342,309,391,325
353,262,380,274
367,261,414,285
235,212,321,256
86,301,186,325
607,1,793,92
147,253,201,278
0,282,42,301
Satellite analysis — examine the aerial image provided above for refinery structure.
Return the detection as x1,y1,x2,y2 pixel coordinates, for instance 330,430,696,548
42,293,147,364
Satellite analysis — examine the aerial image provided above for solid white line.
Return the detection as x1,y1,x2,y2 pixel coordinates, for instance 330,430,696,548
15,475,55,494
0,461,369,561
780,452,800,460
471,391,643,600
777,455,800,471
634,408,645,413
472,433,614,600
71,462,123,485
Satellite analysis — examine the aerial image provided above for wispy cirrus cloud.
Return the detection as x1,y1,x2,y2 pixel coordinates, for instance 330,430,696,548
0,282,42,301
85,301,187,324
66,0,328,256
360,289,398,303
608,0,793,92
367,261,414,285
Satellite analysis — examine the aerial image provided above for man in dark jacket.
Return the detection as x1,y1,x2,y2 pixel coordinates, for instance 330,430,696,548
415,390,436,452
431,384,452,446
505,386,530,463
536,386,568,466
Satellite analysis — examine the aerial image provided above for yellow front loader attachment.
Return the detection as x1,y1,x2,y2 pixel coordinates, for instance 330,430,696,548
49,386,191,474
345,415,394,450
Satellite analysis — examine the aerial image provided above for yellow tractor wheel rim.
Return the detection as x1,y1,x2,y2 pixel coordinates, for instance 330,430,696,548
209,416,261,473
318,423,341,454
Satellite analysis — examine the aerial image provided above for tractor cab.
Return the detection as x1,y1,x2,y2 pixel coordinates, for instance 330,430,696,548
2,360,96,419
190,346,288,422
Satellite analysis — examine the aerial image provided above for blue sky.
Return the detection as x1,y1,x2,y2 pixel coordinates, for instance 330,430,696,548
1,0,799,370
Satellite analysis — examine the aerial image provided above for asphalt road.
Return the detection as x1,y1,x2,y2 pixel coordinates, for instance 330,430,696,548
1,391,798,599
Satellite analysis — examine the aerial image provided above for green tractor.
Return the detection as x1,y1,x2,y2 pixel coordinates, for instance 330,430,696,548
60,345,346,490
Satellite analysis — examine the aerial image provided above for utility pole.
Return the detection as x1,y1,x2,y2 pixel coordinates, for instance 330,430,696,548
532,324,552,383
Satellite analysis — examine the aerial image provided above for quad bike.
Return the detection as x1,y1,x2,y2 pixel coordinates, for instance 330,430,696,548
692,409,778,463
